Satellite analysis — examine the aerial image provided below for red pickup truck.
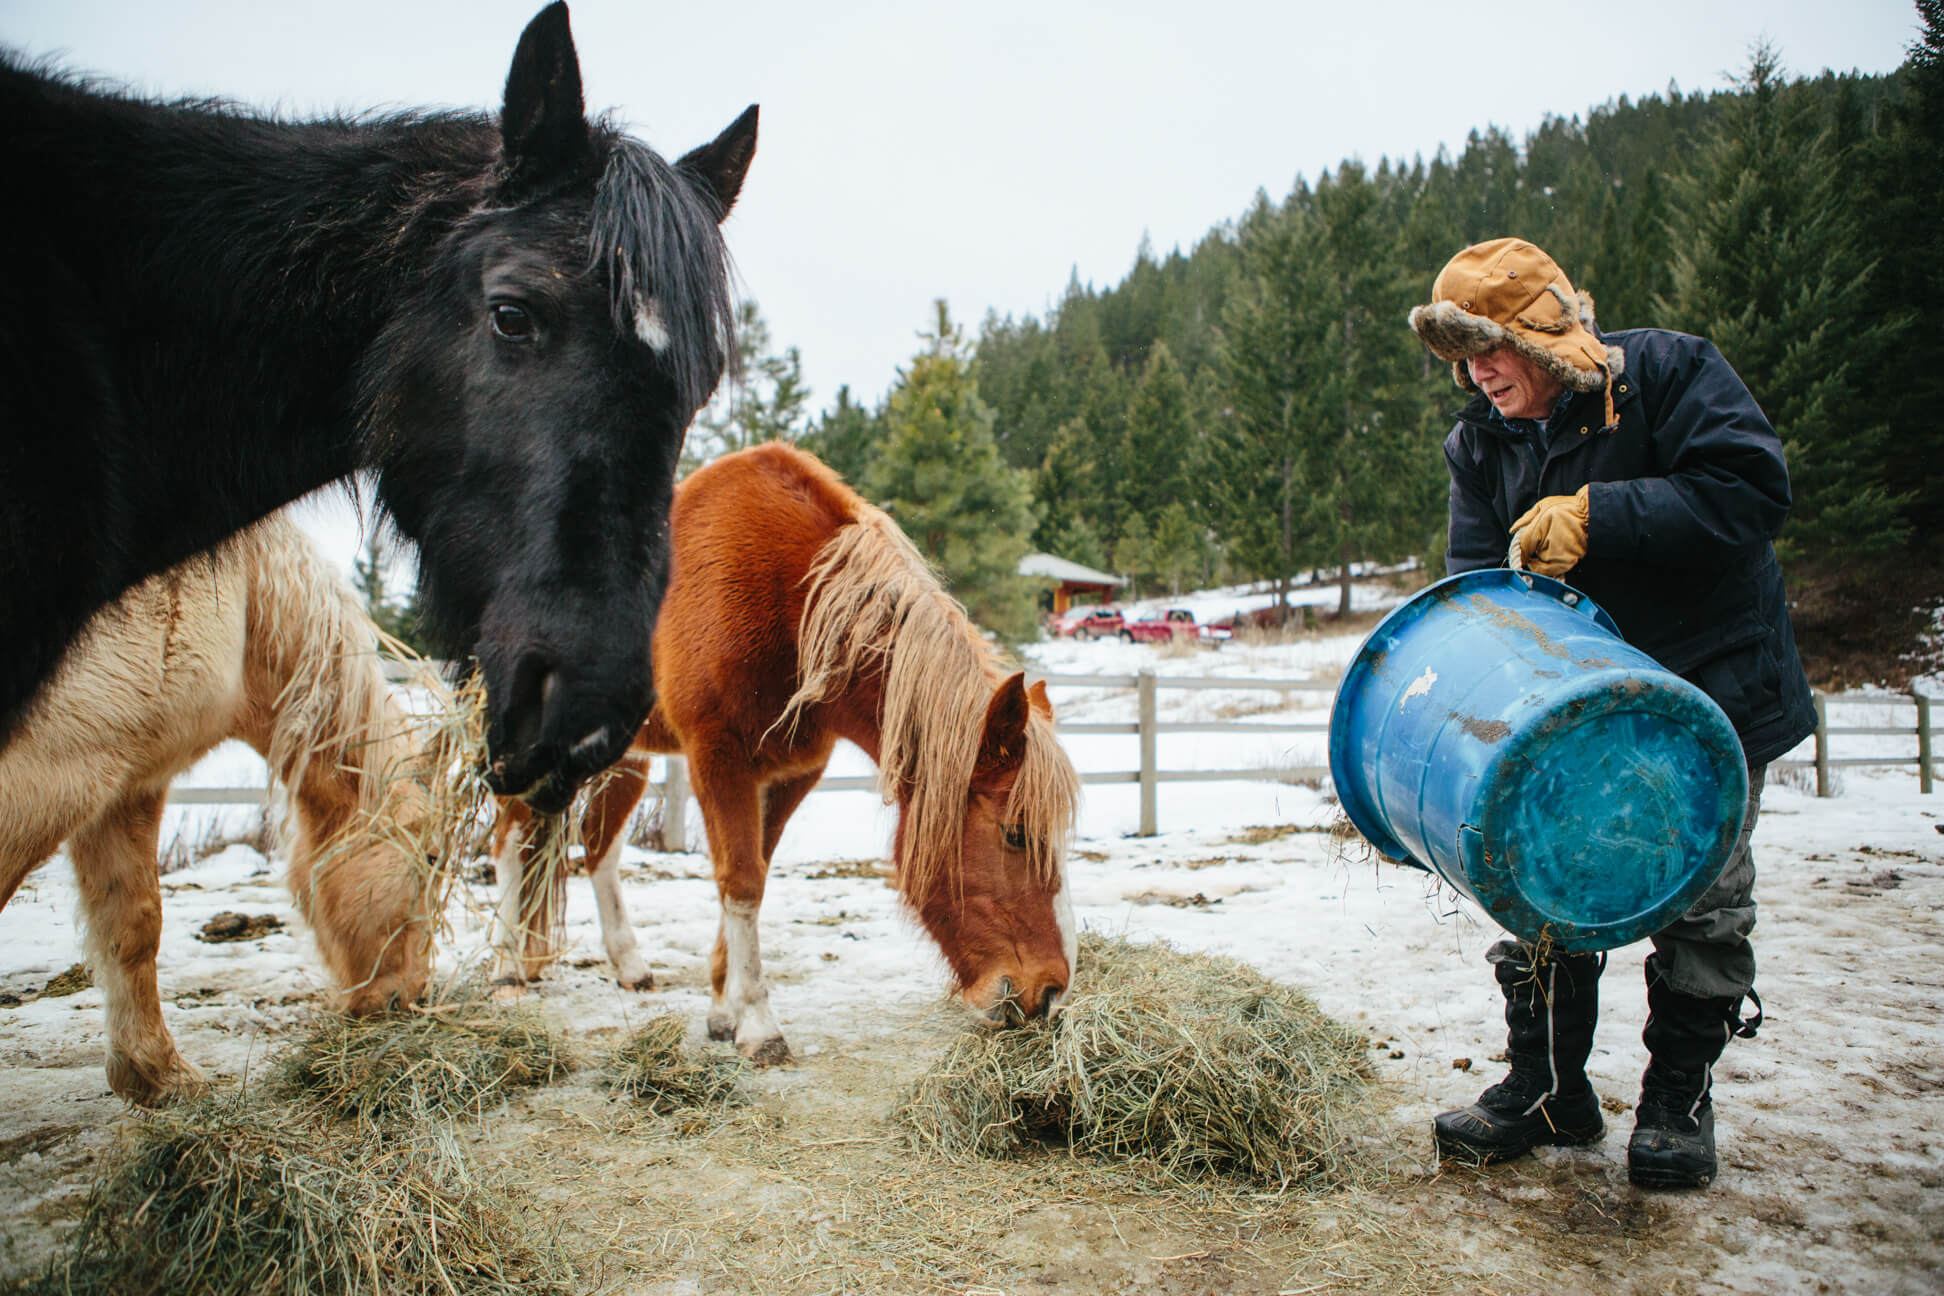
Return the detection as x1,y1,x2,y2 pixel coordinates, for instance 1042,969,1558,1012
1124,608,1228,647
1058,606,1126,640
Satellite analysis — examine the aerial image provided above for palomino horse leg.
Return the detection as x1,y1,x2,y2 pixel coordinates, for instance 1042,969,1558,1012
69,789,206,1105
690,754,789,1064
579,753,652,989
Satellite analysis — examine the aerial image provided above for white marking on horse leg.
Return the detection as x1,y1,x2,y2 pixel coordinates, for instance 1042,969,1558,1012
492,824,529,983
591,832,652,989
716,898,787,1063
632,293,670,350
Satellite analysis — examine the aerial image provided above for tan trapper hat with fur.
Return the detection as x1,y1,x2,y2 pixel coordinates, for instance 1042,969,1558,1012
1408,238,1626,431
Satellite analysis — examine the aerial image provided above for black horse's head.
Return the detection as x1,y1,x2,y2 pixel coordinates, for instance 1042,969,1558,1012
364,4,756,813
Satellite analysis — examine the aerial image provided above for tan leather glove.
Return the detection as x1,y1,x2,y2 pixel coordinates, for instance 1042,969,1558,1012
1510,485,1590,576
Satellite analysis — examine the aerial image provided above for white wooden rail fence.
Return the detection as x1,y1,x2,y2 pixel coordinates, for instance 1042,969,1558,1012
164,678,1939,833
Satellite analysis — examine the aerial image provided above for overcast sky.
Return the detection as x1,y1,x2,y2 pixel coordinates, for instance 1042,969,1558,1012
6,0,1921,576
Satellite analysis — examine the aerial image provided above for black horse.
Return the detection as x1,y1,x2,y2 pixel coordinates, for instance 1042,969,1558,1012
0,3,756,812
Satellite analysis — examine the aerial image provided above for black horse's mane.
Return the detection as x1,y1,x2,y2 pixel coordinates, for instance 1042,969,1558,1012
591,132,740,414
5,53,735,414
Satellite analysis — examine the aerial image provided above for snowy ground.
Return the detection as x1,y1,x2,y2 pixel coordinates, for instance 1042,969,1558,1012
2,576,1940,1293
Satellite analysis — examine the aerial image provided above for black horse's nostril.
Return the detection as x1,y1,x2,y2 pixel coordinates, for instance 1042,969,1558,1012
499,656,561,759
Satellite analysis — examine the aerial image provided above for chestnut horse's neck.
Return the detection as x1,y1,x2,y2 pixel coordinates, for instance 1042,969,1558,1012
778,506,1023,898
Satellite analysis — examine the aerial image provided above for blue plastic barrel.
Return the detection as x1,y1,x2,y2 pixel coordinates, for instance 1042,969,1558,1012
1328,569,1748,952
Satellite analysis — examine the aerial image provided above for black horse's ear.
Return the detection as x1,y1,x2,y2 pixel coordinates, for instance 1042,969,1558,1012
500,2,591,194
677,105,759,222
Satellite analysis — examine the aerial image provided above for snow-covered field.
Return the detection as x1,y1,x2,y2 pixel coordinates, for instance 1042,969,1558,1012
2,574,1940,1293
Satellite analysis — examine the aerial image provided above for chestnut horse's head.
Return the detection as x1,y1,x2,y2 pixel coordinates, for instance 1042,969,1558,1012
903,673,1079,1024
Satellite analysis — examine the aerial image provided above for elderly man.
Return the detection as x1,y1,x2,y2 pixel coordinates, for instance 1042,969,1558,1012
1407,237,1816,1189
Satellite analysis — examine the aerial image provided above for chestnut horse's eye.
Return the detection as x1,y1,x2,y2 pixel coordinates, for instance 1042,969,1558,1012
490,302,535,340
1003,825,1028,851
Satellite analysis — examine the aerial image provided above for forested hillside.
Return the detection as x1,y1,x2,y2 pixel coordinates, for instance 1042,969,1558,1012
785,13,1944,680
337,15,1938,677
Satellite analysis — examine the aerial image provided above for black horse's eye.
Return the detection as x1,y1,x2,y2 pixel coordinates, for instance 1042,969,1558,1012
1003,825,1028,851
490,302,535,340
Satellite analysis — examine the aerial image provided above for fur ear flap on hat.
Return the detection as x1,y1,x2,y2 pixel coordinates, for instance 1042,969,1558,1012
1408,238,1626,409
1407,292,1624,396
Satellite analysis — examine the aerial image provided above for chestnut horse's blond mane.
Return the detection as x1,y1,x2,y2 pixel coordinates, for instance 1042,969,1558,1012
777,504,1077,900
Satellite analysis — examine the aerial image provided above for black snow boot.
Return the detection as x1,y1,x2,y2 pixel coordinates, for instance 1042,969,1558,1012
1434,949,1606,1165
1627,954,1762,1190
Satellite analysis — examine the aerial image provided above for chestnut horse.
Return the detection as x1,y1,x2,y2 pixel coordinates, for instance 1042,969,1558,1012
0,516,437,1105
495,443,1080,1063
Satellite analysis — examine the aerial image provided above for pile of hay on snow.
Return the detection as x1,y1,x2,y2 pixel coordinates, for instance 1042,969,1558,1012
895,931,1377,1191
277,1004,573,1129
601,1013,746,1114
26,1097,574,1296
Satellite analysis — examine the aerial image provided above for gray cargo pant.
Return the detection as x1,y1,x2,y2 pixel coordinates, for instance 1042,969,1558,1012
1488,763,1765,999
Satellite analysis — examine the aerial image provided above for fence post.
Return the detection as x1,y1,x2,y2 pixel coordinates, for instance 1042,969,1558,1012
662,755,689,851
1138,669,1157,837
1813,692,1829,798
1917,691,1934,796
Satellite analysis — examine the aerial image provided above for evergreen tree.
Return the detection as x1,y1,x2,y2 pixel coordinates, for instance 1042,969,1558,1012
1658,43,1908,560
1033,417,1095,552
798,384,883,486
865,302,1040,640
1047,515,1108,572
1113,510,1154,602
1121,341,1196,527
1850,1,1944,539
350,529,426,654
1211,191,1316,622
1152,501,1201,597
1299,163,1444,614
686,299,811,471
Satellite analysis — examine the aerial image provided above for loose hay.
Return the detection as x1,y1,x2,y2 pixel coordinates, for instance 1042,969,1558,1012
601,1013,747,1113
276,1004,574,1129
896,931,1378,1191
25,1097,574,1296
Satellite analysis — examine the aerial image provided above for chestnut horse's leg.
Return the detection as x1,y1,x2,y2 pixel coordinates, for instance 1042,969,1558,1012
580,752,652,990
69,789,205,1105
490,809,561,987
691,751,790,1065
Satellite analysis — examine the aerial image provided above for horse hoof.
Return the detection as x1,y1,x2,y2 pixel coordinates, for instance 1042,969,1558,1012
744,1036,791,1067
614,960,655,992
108,1054,207,1108
706,1016,735,1042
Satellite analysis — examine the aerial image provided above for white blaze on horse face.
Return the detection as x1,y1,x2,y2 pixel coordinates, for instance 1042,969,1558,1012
569,726,610,762
632,294,670,351
590,829,652,989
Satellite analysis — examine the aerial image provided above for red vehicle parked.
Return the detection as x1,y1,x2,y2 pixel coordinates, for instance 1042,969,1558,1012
1123,607,1229,647
1061,606,1125,640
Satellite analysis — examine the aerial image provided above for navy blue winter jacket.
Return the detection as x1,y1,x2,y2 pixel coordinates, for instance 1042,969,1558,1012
1444,328,1816,766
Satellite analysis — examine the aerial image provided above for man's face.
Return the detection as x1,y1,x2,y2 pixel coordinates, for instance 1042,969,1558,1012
1467,346,1566,420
